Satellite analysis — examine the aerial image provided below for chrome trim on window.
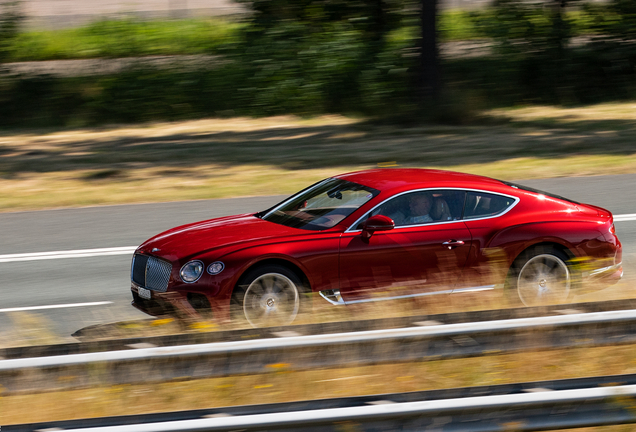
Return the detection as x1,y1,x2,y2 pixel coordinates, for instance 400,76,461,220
345,187,520,233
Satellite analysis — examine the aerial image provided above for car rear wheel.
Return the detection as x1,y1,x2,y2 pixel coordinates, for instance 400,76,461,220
233,265,304,328
514,249,571,307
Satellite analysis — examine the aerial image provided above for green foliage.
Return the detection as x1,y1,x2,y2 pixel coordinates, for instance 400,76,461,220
580,0,636,40
6,17,243,61
446,0,635,105
442,40,636,106
0,29,418,127
228,20,416,115
235,0,405,42
238,22,365,114
438,10,483,41
0,63,250,126
226,0,420,115
0,0,23,62
0,0,635,127
471,0,576,54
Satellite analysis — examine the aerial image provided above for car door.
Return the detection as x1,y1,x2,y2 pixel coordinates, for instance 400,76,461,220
338,190,472,303
452,190,520,293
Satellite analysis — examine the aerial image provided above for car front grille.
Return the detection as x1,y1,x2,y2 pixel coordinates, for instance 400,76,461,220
131,254,172,292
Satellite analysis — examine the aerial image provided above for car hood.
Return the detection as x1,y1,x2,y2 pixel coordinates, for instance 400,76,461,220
137,214,305,261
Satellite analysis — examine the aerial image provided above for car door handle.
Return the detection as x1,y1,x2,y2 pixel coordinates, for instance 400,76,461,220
442,240,465,248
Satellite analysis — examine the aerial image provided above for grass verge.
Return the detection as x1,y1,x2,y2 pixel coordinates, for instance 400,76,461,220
1,343,636,426
0,103,635,212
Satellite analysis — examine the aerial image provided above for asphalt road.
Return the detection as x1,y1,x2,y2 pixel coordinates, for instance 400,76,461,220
0,195,285,342
0,174,635,343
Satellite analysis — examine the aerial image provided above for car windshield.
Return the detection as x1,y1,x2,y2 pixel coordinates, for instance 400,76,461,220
260,178,379,230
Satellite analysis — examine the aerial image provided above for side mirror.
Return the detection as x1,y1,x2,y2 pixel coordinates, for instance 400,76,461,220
361,215,395,240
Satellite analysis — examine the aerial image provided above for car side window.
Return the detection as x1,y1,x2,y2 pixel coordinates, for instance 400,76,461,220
463,192,514,219
356,190,466,229
430,190,466,222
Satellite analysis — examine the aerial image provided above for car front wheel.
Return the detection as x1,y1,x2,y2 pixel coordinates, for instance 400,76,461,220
514,249,572,307
234,265,304,328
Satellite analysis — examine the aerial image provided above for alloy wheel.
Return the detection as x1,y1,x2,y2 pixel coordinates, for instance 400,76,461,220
243,272,300,327
517,253,570,306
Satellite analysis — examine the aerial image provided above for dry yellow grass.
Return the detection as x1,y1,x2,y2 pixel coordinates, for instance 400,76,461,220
487,102,636,122
1,103,636,211
2,343,636,426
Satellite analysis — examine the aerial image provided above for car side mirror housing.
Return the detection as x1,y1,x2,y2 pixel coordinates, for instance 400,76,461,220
361,215,395,240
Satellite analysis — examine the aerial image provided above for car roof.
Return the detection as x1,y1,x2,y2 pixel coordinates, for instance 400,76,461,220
336,168,506,193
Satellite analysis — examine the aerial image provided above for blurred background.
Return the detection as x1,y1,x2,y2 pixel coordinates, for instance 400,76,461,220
1,0,634,125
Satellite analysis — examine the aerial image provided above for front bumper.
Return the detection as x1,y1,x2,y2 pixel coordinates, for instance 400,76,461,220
131,283,202,319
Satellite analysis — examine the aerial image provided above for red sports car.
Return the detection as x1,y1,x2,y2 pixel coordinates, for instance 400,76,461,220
130,169,622,327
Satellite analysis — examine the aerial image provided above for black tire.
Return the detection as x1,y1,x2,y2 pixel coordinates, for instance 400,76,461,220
507,246,572,307
231,264,307,328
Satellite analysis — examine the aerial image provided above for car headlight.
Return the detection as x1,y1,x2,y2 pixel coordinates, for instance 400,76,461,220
207,261,225,275
180,260,204,283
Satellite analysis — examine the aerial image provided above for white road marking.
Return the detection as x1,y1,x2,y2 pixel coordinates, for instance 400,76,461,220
0,301,113,313
615,213,636,222
0,246,137,263
0,211,635,264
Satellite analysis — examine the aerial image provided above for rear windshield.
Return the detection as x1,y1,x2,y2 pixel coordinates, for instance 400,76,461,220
500,181,580,205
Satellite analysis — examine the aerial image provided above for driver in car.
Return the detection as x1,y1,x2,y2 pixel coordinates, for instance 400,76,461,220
407,194,433,224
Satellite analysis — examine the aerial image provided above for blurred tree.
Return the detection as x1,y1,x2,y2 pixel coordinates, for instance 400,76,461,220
234,0,441,110
0,0,23,62
236,0,404,60
582,0,636,40
483,0,577,57
474,0,580,98
417,0,438,100
231,0,414,113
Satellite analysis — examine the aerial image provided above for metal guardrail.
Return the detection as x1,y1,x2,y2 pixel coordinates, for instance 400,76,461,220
4,308,636,394
8,373,636,432
6,298,636,360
